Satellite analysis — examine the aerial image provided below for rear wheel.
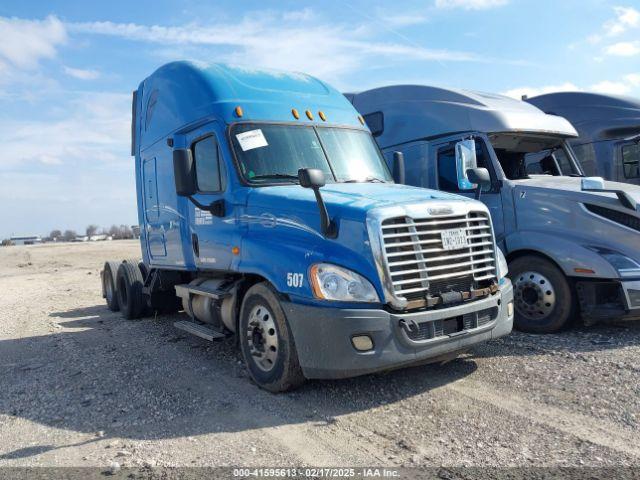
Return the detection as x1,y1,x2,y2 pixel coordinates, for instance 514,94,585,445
510,255,575,333
116,261,145,320
239,283,305,392
102,261,121,312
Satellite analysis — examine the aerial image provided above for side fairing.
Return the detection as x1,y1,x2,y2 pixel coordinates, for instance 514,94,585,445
505,183,640,279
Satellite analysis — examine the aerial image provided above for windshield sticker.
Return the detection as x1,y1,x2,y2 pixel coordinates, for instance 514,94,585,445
236,129,268,151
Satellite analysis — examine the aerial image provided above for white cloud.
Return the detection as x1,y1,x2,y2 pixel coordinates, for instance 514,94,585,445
625,73,640,86
590,80,631,95
63,66,100,80
502,83,580,100
604,6,640,36
503,74,640,100
0,15,67,70
434,0,508,10
0,92,130,169
383,13,429,27
605,41,640,56
67,11,497,84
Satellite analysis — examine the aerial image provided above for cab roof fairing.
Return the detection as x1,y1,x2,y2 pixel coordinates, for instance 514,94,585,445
137,61,367,151
348,85,578,150
526,92,640,144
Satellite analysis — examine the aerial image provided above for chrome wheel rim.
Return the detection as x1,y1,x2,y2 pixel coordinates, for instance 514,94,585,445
514,271,556,321
246,304,279,372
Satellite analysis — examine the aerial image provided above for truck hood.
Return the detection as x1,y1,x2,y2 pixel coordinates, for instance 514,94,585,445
246,182,473,220
513,175,640,211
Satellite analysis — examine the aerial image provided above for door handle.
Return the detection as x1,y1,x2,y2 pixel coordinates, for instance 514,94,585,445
191,233,199,257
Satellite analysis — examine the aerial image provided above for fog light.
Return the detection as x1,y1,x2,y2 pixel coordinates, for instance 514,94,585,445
507,301,514,317
351,335,373,351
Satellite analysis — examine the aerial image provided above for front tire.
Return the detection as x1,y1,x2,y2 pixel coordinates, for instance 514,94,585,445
239,283,305,392
509,255,575,333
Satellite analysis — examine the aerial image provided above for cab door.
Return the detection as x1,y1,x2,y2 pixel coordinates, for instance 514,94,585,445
142,156,167,258
431,135,506,243
183,122,234,270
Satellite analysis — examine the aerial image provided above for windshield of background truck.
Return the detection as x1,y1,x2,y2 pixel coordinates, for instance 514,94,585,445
231,124,392,184
489,134,581,180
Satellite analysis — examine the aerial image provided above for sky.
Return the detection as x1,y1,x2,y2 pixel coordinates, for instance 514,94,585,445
1,0,639,238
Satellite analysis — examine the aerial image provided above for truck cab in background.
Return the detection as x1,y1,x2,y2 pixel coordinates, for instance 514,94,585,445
348,86,640,333
526,92,640,186
101,63,514,391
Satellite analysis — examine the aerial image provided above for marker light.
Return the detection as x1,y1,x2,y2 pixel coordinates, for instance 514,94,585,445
305,110,314,120
318,111,327,121
358,115,365,125
574,268,595,274
234,106,243,118
292,108,300,119
232,246,240,255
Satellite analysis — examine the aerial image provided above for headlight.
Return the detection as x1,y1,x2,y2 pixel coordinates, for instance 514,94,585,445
601,253,640,278
496,247,508,280
309,263,380,302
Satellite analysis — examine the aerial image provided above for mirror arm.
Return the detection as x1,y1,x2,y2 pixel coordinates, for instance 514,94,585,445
187,196,226,217
312,188,338,238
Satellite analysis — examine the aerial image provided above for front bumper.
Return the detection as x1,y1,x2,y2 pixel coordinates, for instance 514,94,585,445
576,279,640,325
283,280,514,379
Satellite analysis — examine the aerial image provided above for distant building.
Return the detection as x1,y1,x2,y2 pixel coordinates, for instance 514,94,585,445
74,235,89,242
10,235,43,246
89,234,113,241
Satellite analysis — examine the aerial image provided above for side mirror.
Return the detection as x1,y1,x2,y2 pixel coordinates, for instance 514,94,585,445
466,167,491,200
455,139,478,191
467,167,491,188
173,149,197,196
298,168,337,238
298,168,326,189
392,151,405,184
581,177,605,191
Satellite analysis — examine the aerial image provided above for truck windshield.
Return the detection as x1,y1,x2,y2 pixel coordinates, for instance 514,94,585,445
230,123,392,184
489,133,583,179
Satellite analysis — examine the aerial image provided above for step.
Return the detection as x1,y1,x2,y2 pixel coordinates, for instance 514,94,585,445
173,320,226,341
175,284,231,300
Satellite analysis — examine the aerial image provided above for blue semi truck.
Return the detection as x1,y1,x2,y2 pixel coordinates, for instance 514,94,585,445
348,85,640,334
101,63,513,391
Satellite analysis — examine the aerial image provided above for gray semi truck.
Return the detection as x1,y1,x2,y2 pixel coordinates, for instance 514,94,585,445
348,86,640,333
526,92,640,186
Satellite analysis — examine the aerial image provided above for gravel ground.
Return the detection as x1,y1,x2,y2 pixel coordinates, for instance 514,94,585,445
0,241,639,474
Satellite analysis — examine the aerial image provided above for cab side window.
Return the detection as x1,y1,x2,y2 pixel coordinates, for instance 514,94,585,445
437,139,491,193
193,136,224,192
622,143,640,179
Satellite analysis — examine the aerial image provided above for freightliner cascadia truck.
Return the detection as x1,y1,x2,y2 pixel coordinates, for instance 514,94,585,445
101,63,513,391
526,92,640,186
348,86,640,334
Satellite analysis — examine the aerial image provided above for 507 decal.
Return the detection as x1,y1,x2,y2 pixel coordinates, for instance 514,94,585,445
287,273,304,288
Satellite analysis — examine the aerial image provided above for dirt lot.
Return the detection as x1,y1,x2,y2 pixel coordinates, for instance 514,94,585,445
1,241,639,472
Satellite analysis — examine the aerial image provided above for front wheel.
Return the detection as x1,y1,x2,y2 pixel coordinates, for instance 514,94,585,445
509,255,576,333
239,283,305,392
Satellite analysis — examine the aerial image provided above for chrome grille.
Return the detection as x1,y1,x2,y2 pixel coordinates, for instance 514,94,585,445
381,211,497,302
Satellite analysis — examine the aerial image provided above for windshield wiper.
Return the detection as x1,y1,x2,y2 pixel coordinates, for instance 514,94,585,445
250,173,299,182
343,176,387,183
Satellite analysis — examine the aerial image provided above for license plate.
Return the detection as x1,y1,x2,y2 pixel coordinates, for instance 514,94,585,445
441,228,468,251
